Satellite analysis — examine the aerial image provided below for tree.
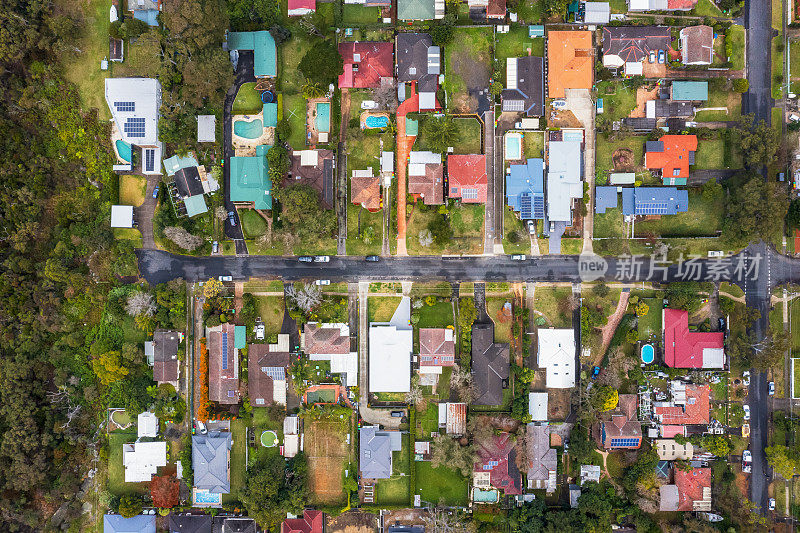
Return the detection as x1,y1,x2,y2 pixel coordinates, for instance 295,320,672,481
765,445,800,479
227,0,281,29
92,351,130,386
267,144,290,186
430,434,474,477
298,40,343,87
787,198,800,229
150,474,180,508
302,79,325,99
567,425,595,465
700,434,731,457
286,283,323,314
109,18,151,40
731,115,781,167
203,278,224,298
277,185,336,240
590,385,619,412
240,453,308,528
163,226,204,251
752,329,790,371
508,498,546,533
419,229,434,247
126,291,156,317
701,179,723,203
592,281,610,298
724,173,790,246
733,78,749,93
430,15,456,46
422,116,459,154
635,302,649,317
118,495,143,518
428,213,453,245
424,507,475,533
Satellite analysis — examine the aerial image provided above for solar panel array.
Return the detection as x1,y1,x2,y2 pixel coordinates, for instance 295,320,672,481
462,188,478,200
221,333,229,370
635,202,669,215
532,195,545,218
124,117,146,138
610,438,639,447
519,195,532,219
114,101,135,112
261,367,285,381
145,149,155,172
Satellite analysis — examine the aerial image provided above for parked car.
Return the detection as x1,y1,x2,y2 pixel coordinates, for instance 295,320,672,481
361,100,378,110
228,211,237,227
742,423,750,438
152,185,160,199
658,50,665,64
718,317,726,330
769,381,775,395
218,275,232,282
511,254,526,261
314,256,330,263
743,449,752,463
527,220,536,234
743,404,751,420
649,50,656,63
212,241,219,254
298,256,313,263
742,371,750,386
743,463,752,473
365,255,381,262
390,411,404,418
552,99,567,109
315,279,331,286
769,498,776,511
196,420,208,435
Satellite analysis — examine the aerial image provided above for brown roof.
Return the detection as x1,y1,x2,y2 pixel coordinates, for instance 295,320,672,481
419,328,455,365
248,344,291,406
487,0,506,17
208,323,239,404
601,394,642,447
680,25,713,65
408,162,444,205
351,173,381,211
152,330,180,383
303,323,350,355
288,149,335,208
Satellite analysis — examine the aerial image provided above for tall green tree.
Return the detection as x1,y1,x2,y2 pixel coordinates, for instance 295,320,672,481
298,40,343,87
422,116,459,154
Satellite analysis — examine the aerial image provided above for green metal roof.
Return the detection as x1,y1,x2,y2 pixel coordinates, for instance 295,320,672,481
397,0,434,19
227,31,277,78
263,102,278,128
234,326,246,349
405,117,419,136
184,194,208,217
229,146,272,210
163,154,199,176
671,81,708,101
529,25,545,37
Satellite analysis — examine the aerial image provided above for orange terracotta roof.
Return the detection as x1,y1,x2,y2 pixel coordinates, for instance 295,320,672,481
447,154,487,203
351,174,381,211
645,135,698,180
547,31,594,98
653,384,710,426
674,468,711,511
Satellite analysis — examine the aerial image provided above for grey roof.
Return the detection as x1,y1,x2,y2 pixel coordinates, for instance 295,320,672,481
502,56,544,117
645,140,664,152
104,515,156,533
197,115,216,143
622,117,657,131
387,528,424,533
220,518,258,533
192,432,232,493
130,0,159,10
654,100,694,118
168,514,213,533
396,33,439,94
471,323,510,406
660,484,680,511
359,426,395,479
602,26,672,63
595,186,618,214
526,424,557,482
153,329,180,382
583,2,610,23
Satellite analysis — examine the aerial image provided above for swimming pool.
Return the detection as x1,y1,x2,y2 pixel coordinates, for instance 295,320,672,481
234,119,264,139
473,488,499,503
193,489,222,505
641,343,654,364
315,102,331,133
365,115,389,129
504,133,522,160
116,140,132,163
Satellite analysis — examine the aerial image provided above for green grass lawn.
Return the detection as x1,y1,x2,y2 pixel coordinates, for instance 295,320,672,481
415,461,469,506
119,175,147,207
773,36,786,99
347,205,383,256
453,118,482,154
790,299,800,351
416,404,440,439
224,419,247,504
376,433,411,505
406,204,484,255
503,207,532,254
609,0,628,11
444,28,493,112
605,452,626,480
514,0,543,21
791,40,800,79
346,129,386,174
113,228,144,247
279,34,315,150
369,297,401,322
486,298,513,342
594,206,626,239
108,432,148,497
495,26,544,80
283,93,307,151
695,85,742,121
693,137,725,169
634,190,723,238
232,82,264,115
342,4,381,24
692,0,723,16
254,295,285,337
240,210,268,239
596,81,637,121
523,131,544,159
728,25,745,70
417,301,454,329
595,133,645,175
62,0,111,119
638,298,662,341
534,287,573,328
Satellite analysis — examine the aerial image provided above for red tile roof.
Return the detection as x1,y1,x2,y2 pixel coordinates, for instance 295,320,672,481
601,394,642,449
208,323,239,404
351,173,382,211
338,42,394,89
680,25,713,65
674,467,711,511
419,328,455,366
288,0,316,13
653,384,711,426
487,0,506,17
447,155,488,203
645,135,697,180
667,0,698,7
663,308,724,368
303,323,350,355
281,510,324,533
408,162,444,205
474,433,522,495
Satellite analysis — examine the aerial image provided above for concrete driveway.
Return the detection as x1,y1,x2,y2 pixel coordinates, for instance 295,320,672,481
564,89,595,253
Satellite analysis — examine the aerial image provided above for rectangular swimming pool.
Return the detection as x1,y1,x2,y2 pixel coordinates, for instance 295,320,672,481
504,133,522,160
315,102,331,133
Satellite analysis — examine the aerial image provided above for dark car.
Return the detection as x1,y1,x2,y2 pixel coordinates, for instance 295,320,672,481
591,366,600,379
365,255,381,262
228,211,237,227
298,256,313,263
390,411,404,418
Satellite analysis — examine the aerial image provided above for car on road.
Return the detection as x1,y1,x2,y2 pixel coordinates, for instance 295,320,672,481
742,423,750,438
769,381,775,395
658,50,665,64
511,254,526,261
315,279,331,286
212,241,218,254
218,275,232,282
743,450,752,463
152,185,160,198
769,498,776,511
742,371,750,386
228,211,237,227
365,255,380,262
390,411,404,418
298,256,313,262
649,50,656,63
314,256,330,263
743,404,750,420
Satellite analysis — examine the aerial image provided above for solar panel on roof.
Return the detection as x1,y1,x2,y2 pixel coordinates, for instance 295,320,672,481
145,149,155,172
262,367,285,381
519,194,532,219
222,333,229,370
124,117,146,138
114,101,135,112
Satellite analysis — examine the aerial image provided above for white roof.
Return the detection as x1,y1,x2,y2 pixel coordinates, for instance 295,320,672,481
528,392,549,421
368,325,413,392
105,78,161,146
352,168,375,178
702,348,725,369
410,151,442,165
111,205,134,228
583,1,610,23
123,441,167,482
506,57,518,89
299,150,318,166
381,151,394,173
537,329,576,388
547,141,583,222
419,92,436,111
137,411,158,438
284,434,300,458
284,415,300,435
580,464,602,484
624,61,643,75
197,115,216,143
331,352,359,387
646,99,656,119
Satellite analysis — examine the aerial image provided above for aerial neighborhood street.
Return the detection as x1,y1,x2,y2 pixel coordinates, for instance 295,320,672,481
10,0,800,530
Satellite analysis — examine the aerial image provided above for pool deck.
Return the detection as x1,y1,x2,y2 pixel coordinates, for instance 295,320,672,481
232,113,274,154
306,97,331,147
360,111,390,130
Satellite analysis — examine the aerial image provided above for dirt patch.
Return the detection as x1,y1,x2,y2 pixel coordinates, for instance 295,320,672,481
327,512,378,533
450,49,490,113
596,291,631,363
305,418,351,504
612,149,636,171
631,86,659,118
547,389,572,421
549,109,583,129
383,509,429,526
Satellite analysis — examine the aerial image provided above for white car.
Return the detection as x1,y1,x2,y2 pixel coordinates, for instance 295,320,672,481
769,381,775,395
511,254,526,261
361,100,378,110
649,50,656,63
313,256,330,263
742,371,751,386
315,279,331,286
743,404,750,420
743,450,752,463
769,498,776,511
218,275,232,282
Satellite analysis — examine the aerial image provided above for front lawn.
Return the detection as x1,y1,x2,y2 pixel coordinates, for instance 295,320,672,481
486,298,513,342
594,206,626,239
376,433,411,505
503,208,532,254
638,298,662,341
693,138,725,169
240,209,268,239
369,297,401,322
417,301,454,329
415,461,469,506
232,82,264,115
119,175,147,207
254,295,285,337
406,204,484,255
347,205,383,256
534,287,573,328
634,190,724,238
691,0,723,16
443,28,492,113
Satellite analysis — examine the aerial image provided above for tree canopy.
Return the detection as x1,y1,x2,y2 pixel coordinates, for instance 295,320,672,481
299,40,344,87
240,453,309,528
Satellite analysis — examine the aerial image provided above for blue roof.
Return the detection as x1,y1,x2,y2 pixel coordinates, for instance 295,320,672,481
184,194,208,217
132,9,159,26
621,187,688,216
227,31,277,77
263,102,278,128
529,25,545,37
506,158,545,219
595,186,618,214
163,154,200,177
104,515,156,533
671,81,708,101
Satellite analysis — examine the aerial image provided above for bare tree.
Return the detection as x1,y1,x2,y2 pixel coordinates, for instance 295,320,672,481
163,226,204,251
419,229,434,247
450,365,477,403
374,83,398,112
430,434,474,477
424,507,475,533
405,385,426,410
286,283,323,313
214,206,228,221
126,290,156,317
514,425,533,471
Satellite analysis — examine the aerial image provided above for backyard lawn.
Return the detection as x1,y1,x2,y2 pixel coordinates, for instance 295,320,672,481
638,298,662,341
346,129,389,174
343,4,380,24
224,419,247,504
254,296,285,337
279,35,315,150
693,137,725,169
369,297,401,322
495,26,544,80
514,0,543,21
594,207,626,239
406,204,484,255
596,81,637,121
523,131,544,159
417,301,455,329
415,461,469,506
416,404,440,439
232,83,264,115
240,209,268,239
595,133,645,177
503,208,532,254
375,434,411,505
534,287,573,328
444,28,493,113
347,205,383,256
108,431,147,497
634,190,724,238
62,0,111,119
453,118,482,154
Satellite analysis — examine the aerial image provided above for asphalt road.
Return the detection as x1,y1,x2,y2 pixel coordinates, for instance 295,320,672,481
742,0,773,122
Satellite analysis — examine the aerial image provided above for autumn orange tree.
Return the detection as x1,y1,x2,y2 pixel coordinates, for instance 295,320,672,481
150,474,179,508
196,338,211,421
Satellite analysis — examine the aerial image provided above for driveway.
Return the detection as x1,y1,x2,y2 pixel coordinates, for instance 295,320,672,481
564,89,595,253
483,109,498,254
135,175,159,249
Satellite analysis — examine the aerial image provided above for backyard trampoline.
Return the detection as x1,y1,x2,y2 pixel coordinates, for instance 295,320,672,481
261,430,279,447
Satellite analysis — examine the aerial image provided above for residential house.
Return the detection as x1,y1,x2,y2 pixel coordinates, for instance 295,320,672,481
502,56,545,116
644,135,697,185
467,0,506,18
226,31,277,78
656,439,694,460
105,78,162,174
282,511,324,533
360,426,403,479
288,149,336,208
197,115,216,143
105,515,156,533
671,81,709,102
621,187,689,216
111,205,134,228
220,518,258,533
128,0,161,26
602,26,671,71
646,98,695,120
206,323,240,405
284,416,302,458
351,168,382,211
537,329,576,389
528,392,548,421
288,0,316,16
663,308,725,368
595,186,618,214
526,424,557,492
138,411,158,438
473,432,522,495
580,464,602,484
369,324,413,392
660,468,712,511
110,37,124,62
680,25,714,65
150,330,180,388
167,514,213,533
248,335,291,406
408,151,444,205
448,154,488,203
506,158,545,220
471,323,510,406
547,141,583,224
419,328,456,373
123,441,167,482
628,0,697,10
339,42,394,89
546,31,593,98
230,145,272,210
438,402,467,435
396,33,441,111
302,323,358,386
653,382,711,427
192,431,232,494
600,394,642,449
163,154,217,217
582,1,610,23
397,0,444,20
